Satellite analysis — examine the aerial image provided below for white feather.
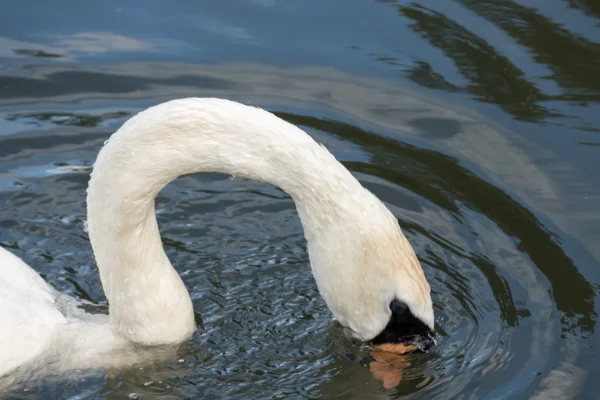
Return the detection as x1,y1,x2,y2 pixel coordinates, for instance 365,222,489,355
0,98,433,386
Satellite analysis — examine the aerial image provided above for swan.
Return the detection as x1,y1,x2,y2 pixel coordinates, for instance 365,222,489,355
0,98,434,386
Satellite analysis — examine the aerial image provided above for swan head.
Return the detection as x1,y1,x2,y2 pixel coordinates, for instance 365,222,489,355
303,190,435,350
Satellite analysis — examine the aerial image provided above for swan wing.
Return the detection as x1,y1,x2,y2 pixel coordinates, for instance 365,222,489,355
0,247,66,377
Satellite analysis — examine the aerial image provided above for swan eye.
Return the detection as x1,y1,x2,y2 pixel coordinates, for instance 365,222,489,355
390,299,408,315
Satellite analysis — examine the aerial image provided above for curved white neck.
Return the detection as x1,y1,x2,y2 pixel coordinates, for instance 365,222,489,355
86,98,371,345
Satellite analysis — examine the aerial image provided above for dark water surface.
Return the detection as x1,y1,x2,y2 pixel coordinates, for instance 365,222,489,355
1,0,599,398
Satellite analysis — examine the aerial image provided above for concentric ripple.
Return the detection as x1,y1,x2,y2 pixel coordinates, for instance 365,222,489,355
0,109,594,398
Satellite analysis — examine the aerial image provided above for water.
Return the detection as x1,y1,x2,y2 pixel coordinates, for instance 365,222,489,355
1,0,599,398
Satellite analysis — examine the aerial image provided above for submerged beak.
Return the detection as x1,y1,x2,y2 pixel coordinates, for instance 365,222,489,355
371,299,437,353
365,299,437,389
382,329,437,354
366,331,436,390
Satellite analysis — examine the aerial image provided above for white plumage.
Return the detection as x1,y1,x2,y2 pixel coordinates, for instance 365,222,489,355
0,98,433,386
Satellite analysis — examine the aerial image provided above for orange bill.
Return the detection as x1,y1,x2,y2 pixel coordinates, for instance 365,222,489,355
369,343,417,389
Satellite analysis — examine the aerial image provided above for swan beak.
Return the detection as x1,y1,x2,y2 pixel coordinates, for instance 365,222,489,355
369,330,436,358
371,300,437,353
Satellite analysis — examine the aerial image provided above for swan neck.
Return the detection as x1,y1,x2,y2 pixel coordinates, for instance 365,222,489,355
86,98,365,345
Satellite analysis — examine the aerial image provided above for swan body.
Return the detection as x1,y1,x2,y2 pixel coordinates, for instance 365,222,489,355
0,98,433,385
0,248,67,375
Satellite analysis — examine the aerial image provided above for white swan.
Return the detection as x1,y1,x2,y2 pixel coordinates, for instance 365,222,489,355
0,98,434,385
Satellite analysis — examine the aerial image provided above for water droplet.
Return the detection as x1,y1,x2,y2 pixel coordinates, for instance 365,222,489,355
178,358,185,363
143,381,153,387
128,393,140,400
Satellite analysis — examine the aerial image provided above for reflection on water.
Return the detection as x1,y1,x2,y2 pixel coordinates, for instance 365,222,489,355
459,0,600,100
378,0,600,124
400,3,554,122
6,111,130,127
1,0,599,398
12,49,65,59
